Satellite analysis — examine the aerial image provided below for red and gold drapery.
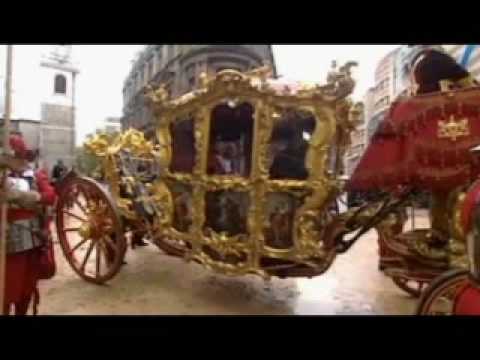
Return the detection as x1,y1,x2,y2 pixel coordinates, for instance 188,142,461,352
347,87,480,192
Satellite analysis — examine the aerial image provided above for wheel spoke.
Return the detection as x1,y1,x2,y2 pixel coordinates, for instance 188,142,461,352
68,237,90,255
99,240,113,268
101,235,118,255
73,197,88,216
80,240,96,272
63,210,87,223
101,235,120,267
82,187,97,204
76,183,90,197
58,178,124,283
95,241,101,279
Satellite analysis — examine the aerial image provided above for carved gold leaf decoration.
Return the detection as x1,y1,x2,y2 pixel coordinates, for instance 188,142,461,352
85,63,363,277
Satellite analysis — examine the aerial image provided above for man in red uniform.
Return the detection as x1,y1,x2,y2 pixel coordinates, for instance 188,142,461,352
1,134,56,315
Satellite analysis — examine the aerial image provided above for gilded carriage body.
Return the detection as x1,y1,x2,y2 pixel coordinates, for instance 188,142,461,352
57,65,362,282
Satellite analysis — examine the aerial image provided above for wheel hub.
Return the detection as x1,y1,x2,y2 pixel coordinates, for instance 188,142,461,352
78,223,92,239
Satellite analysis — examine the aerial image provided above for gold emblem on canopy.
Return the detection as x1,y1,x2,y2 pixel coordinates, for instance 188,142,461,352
438,115,470,141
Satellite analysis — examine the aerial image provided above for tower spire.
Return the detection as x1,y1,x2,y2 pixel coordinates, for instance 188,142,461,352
49,45,72,64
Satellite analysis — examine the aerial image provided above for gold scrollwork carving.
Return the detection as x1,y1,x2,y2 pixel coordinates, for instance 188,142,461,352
87,64,360,277
84,129,173,224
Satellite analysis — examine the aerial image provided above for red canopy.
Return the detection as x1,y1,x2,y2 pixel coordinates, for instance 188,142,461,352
348,87,480,192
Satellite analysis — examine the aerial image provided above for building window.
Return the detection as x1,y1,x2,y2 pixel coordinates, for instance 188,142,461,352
139,69,144,86
54,74,67,94
133,73,138,91
156,47,163,68
167,45,174,61
165,82,172,97
147,60,153,81
188,76,196,89
185,63,196,90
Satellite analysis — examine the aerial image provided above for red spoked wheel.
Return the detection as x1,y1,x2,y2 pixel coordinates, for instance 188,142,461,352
56,175,126,284
391,276,430,298
416,269,469,315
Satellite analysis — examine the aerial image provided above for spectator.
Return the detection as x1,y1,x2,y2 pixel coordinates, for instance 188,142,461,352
51,159,67,183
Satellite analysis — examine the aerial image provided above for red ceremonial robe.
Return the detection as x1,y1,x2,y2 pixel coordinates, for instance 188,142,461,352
4,169,56,315
348,87,480,193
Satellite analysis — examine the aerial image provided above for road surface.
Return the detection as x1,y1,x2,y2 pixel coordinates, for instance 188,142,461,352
37,209,429,315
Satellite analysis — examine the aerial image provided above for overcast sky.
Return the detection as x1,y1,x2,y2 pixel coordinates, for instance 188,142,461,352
4,45,399,145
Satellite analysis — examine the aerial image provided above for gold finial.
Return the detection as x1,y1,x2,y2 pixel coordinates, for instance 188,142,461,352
198,72,209,87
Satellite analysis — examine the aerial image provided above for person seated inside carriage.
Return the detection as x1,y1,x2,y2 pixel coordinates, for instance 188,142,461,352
270,116,312,180
208,139,233,175
207,102,253,177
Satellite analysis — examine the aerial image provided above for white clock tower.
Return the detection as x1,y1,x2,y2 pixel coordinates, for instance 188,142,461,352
39,45,79,170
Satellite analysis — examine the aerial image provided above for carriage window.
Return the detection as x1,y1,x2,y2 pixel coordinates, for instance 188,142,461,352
204,191,249,237
207,102,254,177
169,116,196,174
268,109,316,180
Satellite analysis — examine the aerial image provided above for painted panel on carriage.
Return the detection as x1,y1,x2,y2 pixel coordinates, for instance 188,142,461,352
170,183,193,233
204,191,250,237
264,192,299,250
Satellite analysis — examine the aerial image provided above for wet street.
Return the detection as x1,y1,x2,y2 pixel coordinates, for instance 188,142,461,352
37,210,430,315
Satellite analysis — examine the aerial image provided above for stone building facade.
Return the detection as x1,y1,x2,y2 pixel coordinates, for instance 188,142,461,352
121,45,276,138
96,116,121,135
344,88,374,177
0,45,78,171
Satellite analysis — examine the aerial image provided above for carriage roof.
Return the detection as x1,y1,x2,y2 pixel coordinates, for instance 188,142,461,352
144,65,357,117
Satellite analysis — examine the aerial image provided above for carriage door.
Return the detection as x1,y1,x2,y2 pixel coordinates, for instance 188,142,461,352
200,101,255,271
263,108,317,254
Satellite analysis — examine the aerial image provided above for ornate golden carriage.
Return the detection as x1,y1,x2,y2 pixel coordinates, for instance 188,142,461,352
56,64,365,284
